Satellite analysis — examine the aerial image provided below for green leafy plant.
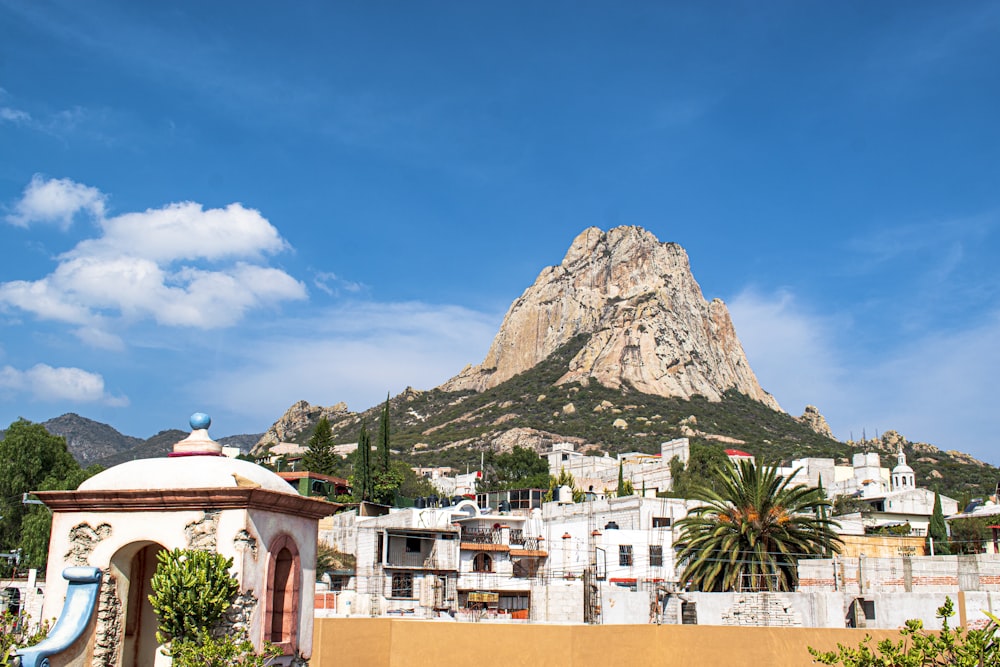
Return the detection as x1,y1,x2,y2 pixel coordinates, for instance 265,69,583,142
149,548,280,665
1,609,49,666
148,548,240,644
167,629,280,667
809,598,999,666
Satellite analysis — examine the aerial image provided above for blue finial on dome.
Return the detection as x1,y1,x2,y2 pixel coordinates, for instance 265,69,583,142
190,412,211,430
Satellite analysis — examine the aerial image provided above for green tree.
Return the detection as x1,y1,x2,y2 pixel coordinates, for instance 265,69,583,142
832,494,867,516
393,461,436,499
368,394,404,504
809,598,999,666
617,460,627,497
544,469,584,502
928,491,951,555
0,419,97,571
949,516,993,554
666,442,730,498
301,417,341,476
479,446,549,491
353,421,373,502
377,394,391,474
675,459,842,592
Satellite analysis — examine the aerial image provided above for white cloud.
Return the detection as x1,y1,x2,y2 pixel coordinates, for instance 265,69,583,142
0,363,128,406
314,272,366,296
74,326,125,351
0,107,31,124
5,174,106,229
728,288,1000,466
197,301,501,422
73,201,289,263
0,177,307,335
727,288,844,414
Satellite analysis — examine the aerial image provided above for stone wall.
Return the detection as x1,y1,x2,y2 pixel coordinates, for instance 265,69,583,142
799,554,1000,594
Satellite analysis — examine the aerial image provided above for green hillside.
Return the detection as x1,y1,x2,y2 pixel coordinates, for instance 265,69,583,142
301,335,997,502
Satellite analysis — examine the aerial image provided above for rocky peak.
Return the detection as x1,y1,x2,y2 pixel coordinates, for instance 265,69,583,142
253,399,349,453
797,405,833,439
441,226,780,411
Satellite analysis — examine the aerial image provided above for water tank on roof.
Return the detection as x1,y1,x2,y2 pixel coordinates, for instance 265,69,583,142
429,495,439,507
558,485,573,504
499,500,511,513
605,521,619,530
415,497,427,509
441,496,452,507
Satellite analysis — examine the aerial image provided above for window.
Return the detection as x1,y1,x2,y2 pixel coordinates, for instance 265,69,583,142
652,517,672,528
265,535,301,651
619,544,633,566
473,552,493,573
391,572,414,598
405,537,422,553
649,545,663,567
498,594,529,611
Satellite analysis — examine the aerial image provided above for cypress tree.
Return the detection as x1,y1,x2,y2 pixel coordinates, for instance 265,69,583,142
377,393,391,474
356,421,372,502
617,460,626,497
928,491,951,555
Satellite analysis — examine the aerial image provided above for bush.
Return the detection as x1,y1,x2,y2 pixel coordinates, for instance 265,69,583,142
809,598,999,666
168,629,280,667
149,548,280,665
149,548,240,643
1,609,49,666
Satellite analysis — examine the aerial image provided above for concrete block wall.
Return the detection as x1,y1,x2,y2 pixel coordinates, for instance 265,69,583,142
689,589,1000,630
719,592,803,627
799,555,1000,594
532,579,583,623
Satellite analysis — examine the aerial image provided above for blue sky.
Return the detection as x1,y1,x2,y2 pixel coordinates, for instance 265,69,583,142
1,2,999,465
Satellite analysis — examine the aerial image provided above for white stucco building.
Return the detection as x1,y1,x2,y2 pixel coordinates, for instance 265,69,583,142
36,414,335,666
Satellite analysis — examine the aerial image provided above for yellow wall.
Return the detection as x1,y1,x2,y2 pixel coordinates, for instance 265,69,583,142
312,618,902,667
838,534,927,558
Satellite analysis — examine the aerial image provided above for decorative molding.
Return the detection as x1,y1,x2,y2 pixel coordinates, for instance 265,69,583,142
65,522,112,565
235,529,259,559
34,488,339,519
185,510,221,551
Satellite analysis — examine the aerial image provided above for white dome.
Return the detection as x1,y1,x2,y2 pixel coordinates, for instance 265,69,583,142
78,456,297,495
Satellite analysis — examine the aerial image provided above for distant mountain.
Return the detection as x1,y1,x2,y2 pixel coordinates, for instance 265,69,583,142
41,413,143,465
0,413,262,469
90,429,189,468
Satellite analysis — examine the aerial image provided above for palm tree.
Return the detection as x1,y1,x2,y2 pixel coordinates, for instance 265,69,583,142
674,458,842,592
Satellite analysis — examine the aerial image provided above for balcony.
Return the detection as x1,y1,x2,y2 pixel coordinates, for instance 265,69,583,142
384,536,457,571
461,527,501,545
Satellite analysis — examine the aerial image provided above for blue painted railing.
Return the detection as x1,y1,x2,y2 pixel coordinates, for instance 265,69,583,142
14,566,103,667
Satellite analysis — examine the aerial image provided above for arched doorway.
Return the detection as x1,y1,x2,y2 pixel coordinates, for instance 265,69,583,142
110,541,167,667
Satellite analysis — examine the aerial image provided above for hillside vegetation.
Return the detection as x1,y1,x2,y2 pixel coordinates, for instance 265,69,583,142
295,335,997,503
